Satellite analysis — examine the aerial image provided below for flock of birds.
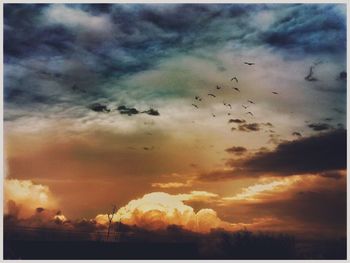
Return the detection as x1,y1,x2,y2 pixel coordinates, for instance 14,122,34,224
191,61,279,121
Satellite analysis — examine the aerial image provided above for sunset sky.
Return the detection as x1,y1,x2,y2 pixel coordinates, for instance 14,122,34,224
4,3,347,238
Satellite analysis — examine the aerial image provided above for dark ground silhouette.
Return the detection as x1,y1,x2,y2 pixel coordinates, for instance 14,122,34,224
4,221,346,259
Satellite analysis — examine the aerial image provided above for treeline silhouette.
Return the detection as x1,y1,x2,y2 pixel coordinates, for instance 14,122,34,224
4,220,346,259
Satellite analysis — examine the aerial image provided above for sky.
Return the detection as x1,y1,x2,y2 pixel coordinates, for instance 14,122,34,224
4,3,347,238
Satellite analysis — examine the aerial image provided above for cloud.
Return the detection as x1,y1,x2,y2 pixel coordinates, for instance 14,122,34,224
151,180,192,189
319,170,345,180
142,108,160,116
308,122,332,131
261,4,346,54
43,4,113,37
223,176,302,202
89,103,111,113
236,122,273,132
4,179,59,219
117,105,140,115
292,132,302,137
95,192,232,233
225,146,247,155
201,129,346,180
238,123,261,132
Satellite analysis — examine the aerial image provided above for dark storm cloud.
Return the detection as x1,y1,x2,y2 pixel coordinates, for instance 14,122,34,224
225,146,247,155
201,129,346,180
308,122,332,131
4,4,346,119
261,4,346,54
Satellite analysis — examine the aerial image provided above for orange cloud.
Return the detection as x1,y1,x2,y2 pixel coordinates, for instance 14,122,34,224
223,176,302,202
151,181,192,189
4,179,59,219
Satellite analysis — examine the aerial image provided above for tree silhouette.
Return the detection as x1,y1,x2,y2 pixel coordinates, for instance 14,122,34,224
106,205,116,241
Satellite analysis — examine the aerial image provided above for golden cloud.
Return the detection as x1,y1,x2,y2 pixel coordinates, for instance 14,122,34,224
95,192,232,233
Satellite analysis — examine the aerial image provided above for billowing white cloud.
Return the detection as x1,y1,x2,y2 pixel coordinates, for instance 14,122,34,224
95,192,232,233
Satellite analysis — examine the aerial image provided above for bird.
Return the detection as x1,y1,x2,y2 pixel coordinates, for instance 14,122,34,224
305,66,317,81
247,100,255,104
231,77,238,83
244,62,255,66
208,93,216,97
192,104,198,108
233,87,240,92
242,105,248,109
272,92,278,95
246,112,254,116
216,85,221,90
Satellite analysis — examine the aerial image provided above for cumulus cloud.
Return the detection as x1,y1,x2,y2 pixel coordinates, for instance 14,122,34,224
95,192,231,233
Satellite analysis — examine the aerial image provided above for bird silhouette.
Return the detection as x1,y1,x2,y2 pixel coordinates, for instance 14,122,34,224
305,66,317,81
272,92,278,95
233,87,240,92
244,62,255,66
231,77,238,83
247,100,255,104
208,93,216,97
246,112,254,116
192,104,198,108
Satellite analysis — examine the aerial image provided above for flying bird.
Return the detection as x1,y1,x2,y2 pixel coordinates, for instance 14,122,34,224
304,66,318,81
272,92,279,95
231,77,238,83
208,93,216,97
192,104,199,109
244,62,255,66
247,100,255,104
233,87,240,92
246,112,254,116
